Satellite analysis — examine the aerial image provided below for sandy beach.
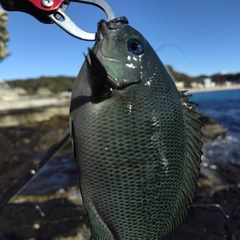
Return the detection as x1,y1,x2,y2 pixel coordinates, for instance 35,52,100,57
178,84,240,93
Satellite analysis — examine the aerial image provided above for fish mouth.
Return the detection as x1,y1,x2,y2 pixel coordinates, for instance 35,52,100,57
97,17,129,38
93,17,140,90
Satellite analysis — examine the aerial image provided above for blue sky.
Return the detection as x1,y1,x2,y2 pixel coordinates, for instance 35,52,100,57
1,0,240,80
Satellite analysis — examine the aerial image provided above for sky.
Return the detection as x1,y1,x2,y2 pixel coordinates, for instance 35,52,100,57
1,0,240,81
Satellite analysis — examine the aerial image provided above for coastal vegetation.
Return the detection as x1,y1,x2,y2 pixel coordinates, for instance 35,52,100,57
166,65,240,86
7,76,75,93
6,66,240,94
0,9,10,62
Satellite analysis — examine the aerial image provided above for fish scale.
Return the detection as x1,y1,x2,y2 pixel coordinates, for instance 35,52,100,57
70,17,202,239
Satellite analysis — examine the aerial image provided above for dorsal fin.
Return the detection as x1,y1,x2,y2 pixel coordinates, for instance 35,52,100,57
170,91,203,233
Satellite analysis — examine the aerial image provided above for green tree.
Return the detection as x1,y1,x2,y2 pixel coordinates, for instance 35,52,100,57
0,8,10,62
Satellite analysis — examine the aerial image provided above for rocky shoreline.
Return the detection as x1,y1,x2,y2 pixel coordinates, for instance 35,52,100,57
1,106,239,239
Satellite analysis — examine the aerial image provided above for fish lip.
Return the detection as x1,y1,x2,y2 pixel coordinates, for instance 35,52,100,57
97,17,129,38
98,20,109,38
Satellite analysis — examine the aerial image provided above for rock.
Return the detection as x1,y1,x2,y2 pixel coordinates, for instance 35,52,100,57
0,96,70,127
12,186,83,205
202,123,226,141
0,115,70,196
0,105,69,127
36,87,52,97
200,113,226,142
0,198,90,240
0,108,236,239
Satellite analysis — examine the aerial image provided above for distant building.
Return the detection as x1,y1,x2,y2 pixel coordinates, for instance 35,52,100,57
203,78,212,88
191,82,204,89
175,81,184,89
225,81,232,86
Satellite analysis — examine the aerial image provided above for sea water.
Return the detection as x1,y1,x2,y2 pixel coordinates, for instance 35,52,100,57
191,89,240,169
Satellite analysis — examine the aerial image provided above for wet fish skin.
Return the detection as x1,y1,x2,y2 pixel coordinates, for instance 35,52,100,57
70,17,202,240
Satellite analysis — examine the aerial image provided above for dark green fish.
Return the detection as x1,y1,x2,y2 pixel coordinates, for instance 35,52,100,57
70,17,202,240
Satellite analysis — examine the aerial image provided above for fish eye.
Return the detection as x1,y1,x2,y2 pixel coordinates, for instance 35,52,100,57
127,39,144,55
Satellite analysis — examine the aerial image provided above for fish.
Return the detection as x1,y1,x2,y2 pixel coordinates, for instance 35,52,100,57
70,16,203,240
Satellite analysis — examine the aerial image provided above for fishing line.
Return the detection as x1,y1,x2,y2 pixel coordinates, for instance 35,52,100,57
155,42,194,74
0,133,71,209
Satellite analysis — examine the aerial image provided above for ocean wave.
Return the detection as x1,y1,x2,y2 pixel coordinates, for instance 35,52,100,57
201,133,240,169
